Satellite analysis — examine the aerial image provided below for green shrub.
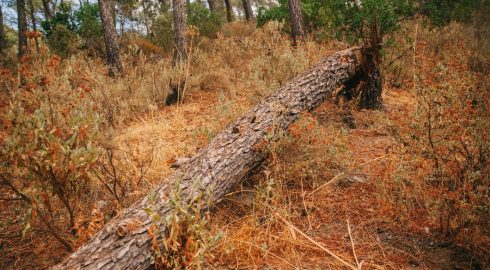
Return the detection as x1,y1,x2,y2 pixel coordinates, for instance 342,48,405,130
151,14,174,51
420,0,486,27
74,3,104,55
46,24,79,57
187,2,223,38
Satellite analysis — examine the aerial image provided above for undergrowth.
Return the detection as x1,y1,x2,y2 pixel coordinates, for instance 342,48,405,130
0,21,332,268
1,18,488,269
146,181,222,269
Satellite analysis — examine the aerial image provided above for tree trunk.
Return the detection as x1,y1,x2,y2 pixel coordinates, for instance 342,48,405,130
99,0,123,76
288,0,306,46
224,0,234,22
165,0,188,105
242,0,253,21
358,16,383,109
28,0,39,53
41,0,53,20
17,0,28,57
50,48,363,270
207,0,216,11
0,5,6,55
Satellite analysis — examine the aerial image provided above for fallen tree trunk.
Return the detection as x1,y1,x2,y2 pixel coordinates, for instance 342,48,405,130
51,48,362,270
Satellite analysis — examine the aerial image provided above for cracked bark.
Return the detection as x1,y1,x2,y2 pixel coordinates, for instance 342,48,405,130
0,5,6,55
17,0,28,58
224,0,234,22
99,0,123,76
50,48,363,270
165,0,188,105
288,0,306,46
242,0,253,21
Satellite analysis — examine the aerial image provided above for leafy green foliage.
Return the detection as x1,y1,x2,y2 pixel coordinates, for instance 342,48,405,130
257,0,289,28
41,2,77,37
41,2,103,56
46,24,79,57
420,0,487,27
187,2,223,38
74,3,104,54
151,13,174,51
329,0,413,44
257,0,413,43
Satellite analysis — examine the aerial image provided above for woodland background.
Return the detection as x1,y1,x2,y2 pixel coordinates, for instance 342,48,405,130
0,0,489,269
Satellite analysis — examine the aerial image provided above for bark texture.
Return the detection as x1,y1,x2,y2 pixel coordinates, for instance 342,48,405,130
166,0,188,105
51,48,362,270
41,0,53,20
99,0,123,76
172,0,188,63
17,0,28,57
28,0,39,52
207,0,216,11
242,0,253,21
288,0,306,46
224,0,234,22
0,5,6,54
359,16,383,109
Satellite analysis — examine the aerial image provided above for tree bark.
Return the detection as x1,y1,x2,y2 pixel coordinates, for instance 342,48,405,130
99,0,123,76
17,0,28,57
172,0,187,65
165,0,188,105
224,0,234,22
28,0,40,53
0,5,6,55
242,0,253,21
288,0,306,46
358,16,383,109
50,48,362,270
41,0,53,20
207,0,216,11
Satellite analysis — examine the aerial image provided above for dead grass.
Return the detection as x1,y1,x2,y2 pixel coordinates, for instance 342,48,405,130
1,20,488,269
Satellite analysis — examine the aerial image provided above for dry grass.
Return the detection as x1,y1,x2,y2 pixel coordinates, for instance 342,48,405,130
1,20,488,269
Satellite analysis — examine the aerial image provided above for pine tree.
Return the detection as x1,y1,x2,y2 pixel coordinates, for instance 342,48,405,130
98,0,123,76
288,0,306,46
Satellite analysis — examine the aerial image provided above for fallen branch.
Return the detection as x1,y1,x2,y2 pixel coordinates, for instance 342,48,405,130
51,48,362,270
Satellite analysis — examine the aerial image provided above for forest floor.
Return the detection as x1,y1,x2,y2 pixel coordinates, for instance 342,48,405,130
1,23,487,269
3,82,477,270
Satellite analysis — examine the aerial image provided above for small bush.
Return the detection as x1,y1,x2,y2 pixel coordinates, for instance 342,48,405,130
0,54,102,250
147,181,222,269
188,2,223,38
46,24,79,58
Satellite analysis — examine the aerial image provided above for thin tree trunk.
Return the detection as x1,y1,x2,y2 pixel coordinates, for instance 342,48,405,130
41,0,53,20
0,5,6,55
359,16,383,109
166,0,188,105
224,0,234,22
207,0,216,11
17,0,28,57
28,0,39,53
242,0,253,21
120,13,125,36
288,0,306,46
172,0,187,64
50,48,363,270
98,0,123,76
